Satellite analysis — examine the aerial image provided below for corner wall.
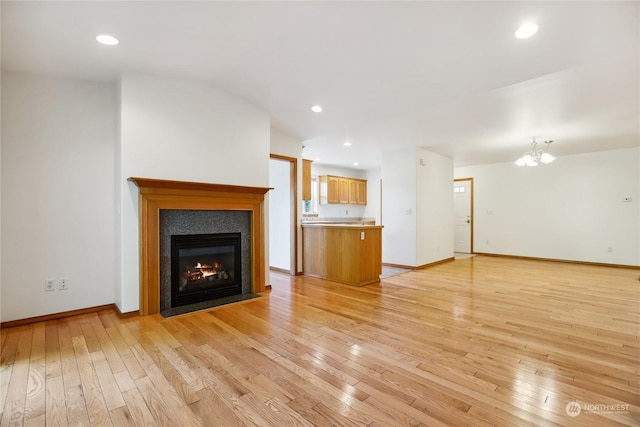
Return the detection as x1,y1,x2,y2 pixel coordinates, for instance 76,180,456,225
455,147,640,266
416,149,454,265
381,148,418,266
382,147,455,267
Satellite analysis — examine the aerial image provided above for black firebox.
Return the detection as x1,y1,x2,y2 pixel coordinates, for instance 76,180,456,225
170,233,241,308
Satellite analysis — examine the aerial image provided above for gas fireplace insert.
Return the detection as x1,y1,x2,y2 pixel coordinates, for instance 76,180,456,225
170,233,242,308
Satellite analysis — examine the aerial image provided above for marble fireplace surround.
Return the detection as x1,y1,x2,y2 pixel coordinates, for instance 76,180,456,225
129,177,270,316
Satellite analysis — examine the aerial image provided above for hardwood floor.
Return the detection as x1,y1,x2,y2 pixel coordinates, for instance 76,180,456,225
1,256,638,426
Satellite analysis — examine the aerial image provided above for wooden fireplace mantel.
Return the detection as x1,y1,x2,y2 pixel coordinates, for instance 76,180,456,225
129,177,271,316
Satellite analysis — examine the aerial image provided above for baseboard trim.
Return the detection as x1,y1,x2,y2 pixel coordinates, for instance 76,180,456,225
269,266,291,275
114,305,139,319
1,303,119,329
383,257,455,270
474,252,640,269
414,257,456,269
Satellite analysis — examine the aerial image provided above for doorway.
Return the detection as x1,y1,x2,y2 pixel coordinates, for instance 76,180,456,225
269,155,298,275
453,178,473,253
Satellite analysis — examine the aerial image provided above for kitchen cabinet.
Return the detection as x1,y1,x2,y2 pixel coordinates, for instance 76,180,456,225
356,180,367,205
319,175,367,205
348,180,358,204
303,224,383,286
338,178,349,203
302,159,312,200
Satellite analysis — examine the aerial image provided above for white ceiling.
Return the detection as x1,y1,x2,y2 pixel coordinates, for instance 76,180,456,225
2,1,638,168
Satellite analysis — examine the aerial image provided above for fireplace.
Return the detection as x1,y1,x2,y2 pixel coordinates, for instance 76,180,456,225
129,177,270,316
171,233,242,308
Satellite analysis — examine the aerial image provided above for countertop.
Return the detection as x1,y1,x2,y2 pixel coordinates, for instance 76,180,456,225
302,223,383,229
302,216,376,226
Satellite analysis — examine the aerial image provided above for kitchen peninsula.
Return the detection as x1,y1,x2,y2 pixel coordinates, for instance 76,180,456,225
302,223,383,286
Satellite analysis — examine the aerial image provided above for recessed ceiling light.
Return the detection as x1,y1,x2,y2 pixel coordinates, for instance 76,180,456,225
515,23,538,39
344,141,352,147
314,158,321,162
310,105,323,113
96,34,119,45
352,162,359,166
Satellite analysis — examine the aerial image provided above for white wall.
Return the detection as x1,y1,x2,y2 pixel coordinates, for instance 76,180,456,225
118,73,270,313
416,149,455,265
269,158,291,270
455,147,640,266
1,72,116,322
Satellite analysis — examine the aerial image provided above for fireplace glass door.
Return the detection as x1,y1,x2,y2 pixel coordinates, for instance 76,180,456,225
171,233,242,308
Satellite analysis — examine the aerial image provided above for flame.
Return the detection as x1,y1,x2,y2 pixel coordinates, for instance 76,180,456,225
187,261,222,280
182,261,228,282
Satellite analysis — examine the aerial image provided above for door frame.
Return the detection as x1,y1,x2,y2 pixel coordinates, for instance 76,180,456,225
270,154,298,275
454,177,474,253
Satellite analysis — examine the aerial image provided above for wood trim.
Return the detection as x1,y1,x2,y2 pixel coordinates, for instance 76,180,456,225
414,257,456,269
0,304,116,328
383,257,456,270
382,262,412,269
269,266,290,274
475,252,640,270
128,177,271,196
129,177,271,316
113,304,139,319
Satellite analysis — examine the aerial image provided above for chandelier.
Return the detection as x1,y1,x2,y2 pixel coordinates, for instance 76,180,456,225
515,137,555,167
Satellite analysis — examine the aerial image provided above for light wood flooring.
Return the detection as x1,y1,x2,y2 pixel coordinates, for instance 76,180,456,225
1,255,639,426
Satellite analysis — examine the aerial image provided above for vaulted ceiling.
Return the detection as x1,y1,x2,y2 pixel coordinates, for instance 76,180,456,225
2,1,638,168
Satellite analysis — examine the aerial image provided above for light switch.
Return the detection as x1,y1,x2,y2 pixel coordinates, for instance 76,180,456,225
361,231,365,240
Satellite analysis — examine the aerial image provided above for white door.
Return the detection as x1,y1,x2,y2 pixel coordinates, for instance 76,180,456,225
454,180,472,253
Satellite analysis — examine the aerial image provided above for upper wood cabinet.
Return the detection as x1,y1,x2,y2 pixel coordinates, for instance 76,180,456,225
319,175,367,205
356,180,367,205
302,159,312,200
338,178,350,204
327,176,340,203
348,180,358,204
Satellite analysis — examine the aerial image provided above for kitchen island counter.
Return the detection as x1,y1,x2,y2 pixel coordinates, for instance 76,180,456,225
302,223,383,286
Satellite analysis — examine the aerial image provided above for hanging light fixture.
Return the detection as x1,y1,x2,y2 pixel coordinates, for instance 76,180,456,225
515,137,555,166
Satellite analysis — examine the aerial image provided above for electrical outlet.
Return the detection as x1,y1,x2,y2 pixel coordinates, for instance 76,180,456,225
59,278,69,290
45,279,55,292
